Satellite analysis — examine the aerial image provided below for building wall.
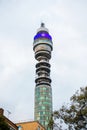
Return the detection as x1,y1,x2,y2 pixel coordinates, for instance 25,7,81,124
0,108,18,130
16,121,45,130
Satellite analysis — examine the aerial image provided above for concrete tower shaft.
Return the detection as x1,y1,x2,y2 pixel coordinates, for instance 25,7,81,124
33,23,53,129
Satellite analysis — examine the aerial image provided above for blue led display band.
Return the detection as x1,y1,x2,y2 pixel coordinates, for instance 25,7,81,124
34,32,52,40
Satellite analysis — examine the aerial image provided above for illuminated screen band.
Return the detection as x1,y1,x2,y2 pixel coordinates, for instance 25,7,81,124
34,32,52,40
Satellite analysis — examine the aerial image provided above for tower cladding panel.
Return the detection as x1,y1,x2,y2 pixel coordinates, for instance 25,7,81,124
33,23,53,129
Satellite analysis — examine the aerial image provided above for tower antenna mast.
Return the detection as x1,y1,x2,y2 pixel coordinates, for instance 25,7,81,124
33,24,53,129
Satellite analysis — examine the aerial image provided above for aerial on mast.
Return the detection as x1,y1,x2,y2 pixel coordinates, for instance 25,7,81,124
41,22,45,27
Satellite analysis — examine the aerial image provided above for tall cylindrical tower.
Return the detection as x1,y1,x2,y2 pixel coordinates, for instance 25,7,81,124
33,23,53,129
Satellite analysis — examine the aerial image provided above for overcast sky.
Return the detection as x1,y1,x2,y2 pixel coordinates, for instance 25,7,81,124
0,0,87,123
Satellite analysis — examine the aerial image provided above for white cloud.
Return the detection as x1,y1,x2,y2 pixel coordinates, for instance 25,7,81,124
0,35,33,84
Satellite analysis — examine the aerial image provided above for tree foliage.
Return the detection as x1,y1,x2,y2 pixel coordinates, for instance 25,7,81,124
54,86,87,130
0,116,10,130
47,114,54,130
